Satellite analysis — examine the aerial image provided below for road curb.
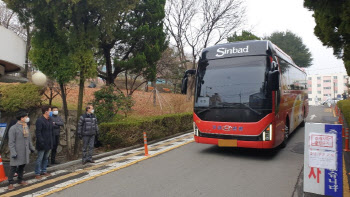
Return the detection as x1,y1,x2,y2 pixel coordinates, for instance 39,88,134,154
0,130,192,187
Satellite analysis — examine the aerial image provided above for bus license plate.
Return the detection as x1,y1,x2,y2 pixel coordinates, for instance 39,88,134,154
218,139,237,147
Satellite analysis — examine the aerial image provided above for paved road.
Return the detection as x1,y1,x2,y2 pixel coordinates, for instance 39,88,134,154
49,107,337,197
0,105,338,197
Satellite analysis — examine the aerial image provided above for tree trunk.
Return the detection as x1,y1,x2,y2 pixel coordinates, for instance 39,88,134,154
59,83,72,158
74,76,85,157
152,81,156,107
22,25,31,78
103,47,114,85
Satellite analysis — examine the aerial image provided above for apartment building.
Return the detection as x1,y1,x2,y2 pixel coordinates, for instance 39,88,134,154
307,73,349,105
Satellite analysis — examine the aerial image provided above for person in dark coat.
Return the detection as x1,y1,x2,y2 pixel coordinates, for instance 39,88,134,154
7,111,35,190
34,106,54,179
78,104,98,165
50,106,64,164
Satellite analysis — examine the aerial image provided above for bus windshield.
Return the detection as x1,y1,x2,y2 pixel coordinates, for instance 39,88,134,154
194,56,272,122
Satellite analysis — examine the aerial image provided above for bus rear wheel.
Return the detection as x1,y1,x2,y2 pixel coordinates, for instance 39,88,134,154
280,121,289,148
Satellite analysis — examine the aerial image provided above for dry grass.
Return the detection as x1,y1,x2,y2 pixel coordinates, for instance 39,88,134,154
44,85,193,117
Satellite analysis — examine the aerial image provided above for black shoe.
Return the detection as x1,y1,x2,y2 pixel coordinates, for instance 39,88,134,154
82,161,87,165
89,160,95,163
51,161,60,165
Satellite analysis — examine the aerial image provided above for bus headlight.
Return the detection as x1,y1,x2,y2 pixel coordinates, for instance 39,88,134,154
193,122,199,136
263,124,272,141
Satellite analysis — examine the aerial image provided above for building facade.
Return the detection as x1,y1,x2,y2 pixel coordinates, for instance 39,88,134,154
307,73,349,105
0,25,27,82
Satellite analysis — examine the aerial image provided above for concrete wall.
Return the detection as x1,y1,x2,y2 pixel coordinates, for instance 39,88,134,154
0,25,26,74
0,109,78,159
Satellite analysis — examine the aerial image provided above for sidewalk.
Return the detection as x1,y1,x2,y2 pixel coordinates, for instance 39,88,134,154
336,106,350,196
0,130,191,187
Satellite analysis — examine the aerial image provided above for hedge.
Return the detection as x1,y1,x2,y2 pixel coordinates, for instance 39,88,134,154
337,100,350,125
0,83,42,113
99,112,193,149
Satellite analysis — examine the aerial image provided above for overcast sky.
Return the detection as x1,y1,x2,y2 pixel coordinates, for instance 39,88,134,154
245,0,346,75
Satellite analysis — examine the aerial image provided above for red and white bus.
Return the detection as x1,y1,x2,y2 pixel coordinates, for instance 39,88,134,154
182,40,308,148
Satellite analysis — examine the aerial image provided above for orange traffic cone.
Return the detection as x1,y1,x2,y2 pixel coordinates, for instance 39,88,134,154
0,155,8,182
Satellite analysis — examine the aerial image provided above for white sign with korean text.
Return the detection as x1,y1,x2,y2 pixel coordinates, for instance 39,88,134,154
309,150,336,170
304,123,343,197
309,133,336,151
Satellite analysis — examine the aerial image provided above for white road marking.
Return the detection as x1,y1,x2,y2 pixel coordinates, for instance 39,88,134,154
310,114,317,120
3,133,194,197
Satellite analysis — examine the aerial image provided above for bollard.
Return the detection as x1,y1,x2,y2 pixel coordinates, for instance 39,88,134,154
344,128,350,152
143,132,149,156
0,155,7,182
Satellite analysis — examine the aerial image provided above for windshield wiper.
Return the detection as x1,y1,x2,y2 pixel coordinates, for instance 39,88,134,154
196,106,222,114
222,102,262,116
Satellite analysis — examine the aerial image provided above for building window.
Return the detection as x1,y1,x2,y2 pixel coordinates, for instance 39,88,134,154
317,77,321,80
317,91,321,94
323,80,331,83
334,76,337,79
309,98,312,101
324,94,329,96
317,84,321,87
308,91,312,94
335,91,338,93
308,84,312,87
323,87,331,89
335,83,338,86
318,98,321,101
308,77,312,80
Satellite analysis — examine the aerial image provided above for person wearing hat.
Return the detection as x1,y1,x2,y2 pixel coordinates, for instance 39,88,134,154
7,111,35,190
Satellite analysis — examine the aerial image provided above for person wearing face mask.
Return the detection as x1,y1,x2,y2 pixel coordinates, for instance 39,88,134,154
49,106,64,165
7,111,35,190
78,104,99,165
34,106,54,179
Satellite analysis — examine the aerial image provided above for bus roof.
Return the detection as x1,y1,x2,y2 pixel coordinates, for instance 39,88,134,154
201,40,305,73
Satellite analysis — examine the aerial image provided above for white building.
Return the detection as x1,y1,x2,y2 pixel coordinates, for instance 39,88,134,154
0,25,27,82
307,73,349,105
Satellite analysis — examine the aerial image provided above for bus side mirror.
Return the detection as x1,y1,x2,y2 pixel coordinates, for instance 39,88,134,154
181,69,196,94
268,70,279,92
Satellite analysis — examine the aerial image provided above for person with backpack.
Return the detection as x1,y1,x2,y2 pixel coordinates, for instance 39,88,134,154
78,104,98,165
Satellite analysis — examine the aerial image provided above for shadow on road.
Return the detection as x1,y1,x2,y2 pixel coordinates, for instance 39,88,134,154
197,123,306,160
198,145,280,160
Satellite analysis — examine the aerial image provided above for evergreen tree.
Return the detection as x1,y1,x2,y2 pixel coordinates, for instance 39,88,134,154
227,30,261,42
266,31,313,68
304,0,350,74
97,0,168,87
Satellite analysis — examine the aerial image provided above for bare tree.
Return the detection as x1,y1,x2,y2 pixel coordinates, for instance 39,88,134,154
164,0,196,69
165,0,245,99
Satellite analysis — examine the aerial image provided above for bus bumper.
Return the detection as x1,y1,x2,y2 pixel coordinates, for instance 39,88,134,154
194,135,275,149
